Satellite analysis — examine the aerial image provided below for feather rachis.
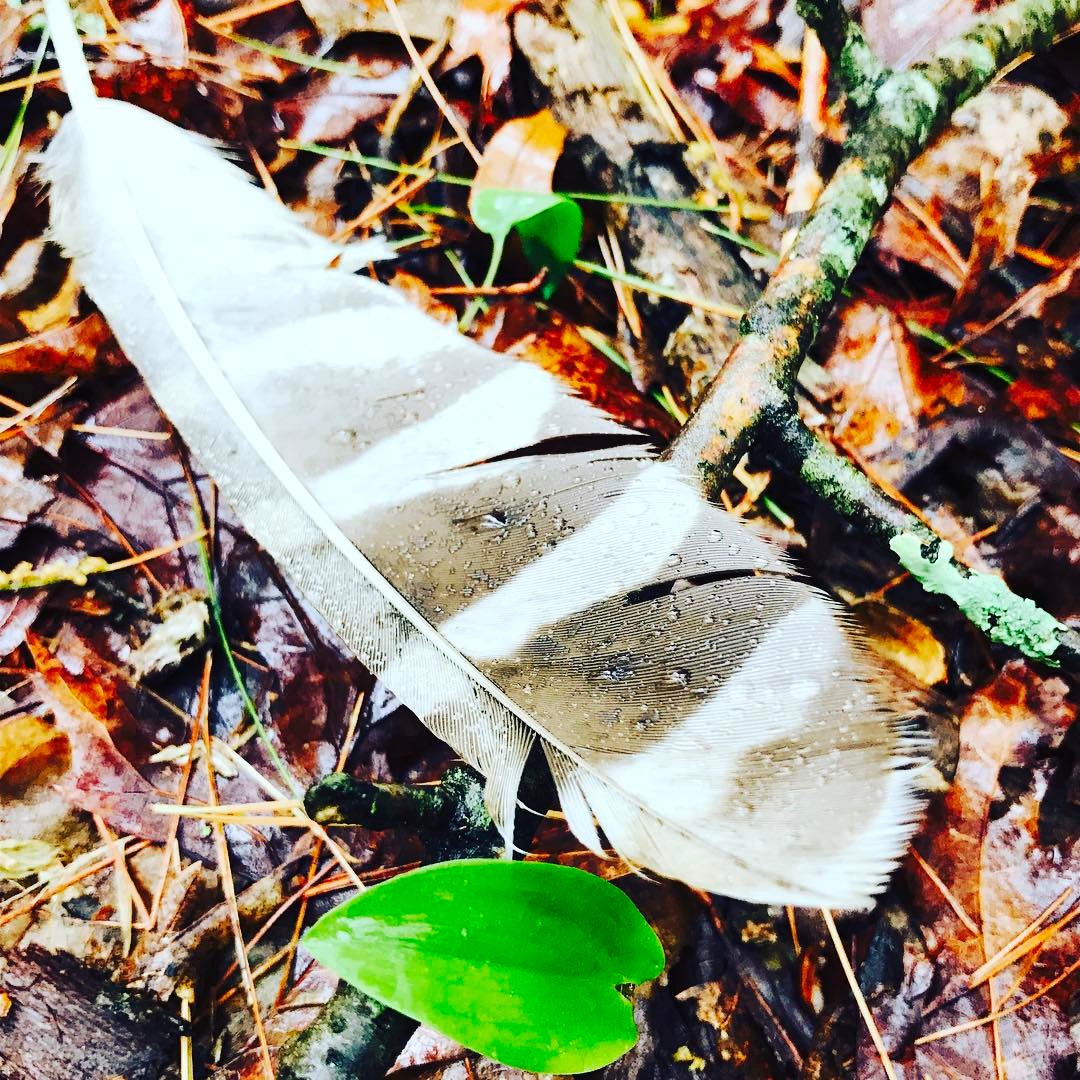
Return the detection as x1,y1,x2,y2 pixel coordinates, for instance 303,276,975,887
41,0,924,907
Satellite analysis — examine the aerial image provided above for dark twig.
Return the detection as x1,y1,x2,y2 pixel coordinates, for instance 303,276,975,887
276,764,537,1079
766,410,1080,667
275,986,419,1080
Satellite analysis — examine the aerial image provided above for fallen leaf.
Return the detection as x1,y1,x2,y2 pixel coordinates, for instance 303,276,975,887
902,666,1080,1074
277,60,410,143
109,0,189,67
298,0,451,42
470,110,581,292
862,0,978,67
0,314,118,377
0,837,60,879
850,598,948,686
821,299,965,479
0,442,56,550
472,108,566,193
1008,374,1080,427
24,636,168,841
0,712,63,781
876,85,1068,290
445,0,525,100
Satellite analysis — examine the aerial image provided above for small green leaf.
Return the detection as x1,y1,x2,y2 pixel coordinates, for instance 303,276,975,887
303,859,664,1073
471,188,583,295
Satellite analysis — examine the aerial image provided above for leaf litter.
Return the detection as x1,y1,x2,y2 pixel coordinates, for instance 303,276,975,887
0,0,1077,1076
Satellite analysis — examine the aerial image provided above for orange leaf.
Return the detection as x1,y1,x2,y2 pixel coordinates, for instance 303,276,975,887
470,108,567,201
0,713,63,780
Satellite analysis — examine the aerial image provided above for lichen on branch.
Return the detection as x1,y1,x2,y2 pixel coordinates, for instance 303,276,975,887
764,409,1080,667
889,534,1067,664
796,0,886,111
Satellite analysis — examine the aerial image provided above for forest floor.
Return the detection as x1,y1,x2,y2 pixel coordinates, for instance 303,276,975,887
0,0,1078,1077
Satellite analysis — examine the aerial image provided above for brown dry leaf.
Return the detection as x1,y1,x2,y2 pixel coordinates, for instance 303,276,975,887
850,598,948,687
639,0,798,131
821,299,965,478
299,0,452,40
23,635,168,841
876,84,1068,290
0,315,118,377
0,593,47,655
903,665,1080,1074
1008,373,1080,427
0,0,24,71
0,443,57,550
27,630,139,742
475,301,677,437
0,713,64,781
109,0,189,67
390,270,460,325
861,0,978,67
445,0,525,100
470,108,567,199
277,58,411,143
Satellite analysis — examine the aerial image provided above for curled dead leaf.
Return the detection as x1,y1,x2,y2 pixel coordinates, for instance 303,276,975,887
445,0,526,100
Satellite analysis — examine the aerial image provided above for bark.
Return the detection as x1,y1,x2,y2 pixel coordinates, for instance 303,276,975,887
513,0,759,400
0,946,185,1080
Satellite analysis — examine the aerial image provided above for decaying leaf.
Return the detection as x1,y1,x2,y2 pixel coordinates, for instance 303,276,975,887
126,588,209,678
850,598,948,687
820,299,965,480
876,84,1068,290
0,837,60,879
445,0,526,100
0,712,64,781
298,0,453,41
900,666,1080,1074
862,0,978,67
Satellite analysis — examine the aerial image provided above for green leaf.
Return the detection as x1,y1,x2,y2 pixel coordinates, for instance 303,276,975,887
303,859,664,1073
471,188,583,295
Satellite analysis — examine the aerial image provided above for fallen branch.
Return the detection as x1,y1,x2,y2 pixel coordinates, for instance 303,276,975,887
797,0,886,112
670,0,1080,670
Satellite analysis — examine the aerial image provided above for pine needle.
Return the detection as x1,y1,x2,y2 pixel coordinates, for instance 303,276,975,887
822,909,897,1080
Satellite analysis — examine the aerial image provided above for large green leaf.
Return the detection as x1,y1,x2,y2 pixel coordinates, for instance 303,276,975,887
470,188,583,296
303,859,664,1073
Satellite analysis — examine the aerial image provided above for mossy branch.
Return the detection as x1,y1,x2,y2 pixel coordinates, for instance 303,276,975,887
669,0,1080,671
766,411,1080,669
796,0,887,112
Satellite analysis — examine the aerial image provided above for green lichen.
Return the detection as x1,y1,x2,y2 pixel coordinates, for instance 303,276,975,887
889,532,1065,664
